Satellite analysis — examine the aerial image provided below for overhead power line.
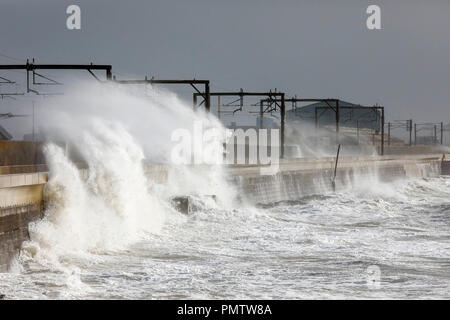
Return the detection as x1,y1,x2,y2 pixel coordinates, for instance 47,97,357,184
0,51,24,63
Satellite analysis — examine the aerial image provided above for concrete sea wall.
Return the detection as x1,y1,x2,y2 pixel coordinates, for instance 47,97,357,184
0,172,47,271
231,155,442,204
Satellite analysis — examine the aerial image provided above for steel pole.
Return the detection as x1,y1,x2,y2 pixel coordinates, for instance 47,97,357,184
409,119,412,146
336,100,340,144
205,82,210,112
414,123,417,145
381,107,384,155
356,120,360,145
259,101,263,129
388,122,391,146
434,125,437,144
218,96,221,120
281,94,285,159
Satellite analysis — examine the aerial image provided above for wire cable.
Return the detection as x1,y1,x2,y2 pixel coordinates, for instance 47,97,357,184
0,51,24,63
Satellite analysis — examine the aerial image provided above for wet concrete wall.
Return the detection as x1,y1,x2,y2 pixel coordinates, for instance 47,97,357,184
232,159,441,204
0,141,46,166
0,202,43,271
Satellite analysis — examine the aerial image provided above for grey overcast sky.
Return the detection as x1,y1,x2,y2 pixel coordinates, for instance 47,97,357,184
0,0,449,134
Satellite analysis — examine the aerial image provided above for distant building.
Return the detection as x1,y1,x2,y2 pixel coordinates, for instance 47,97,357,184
286,100,381,132
255,116,278,128
0,125,12,140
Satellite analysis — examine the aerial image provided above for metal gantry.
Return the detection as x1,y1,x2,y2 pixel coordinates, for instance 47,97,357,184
289,99,341,135
0,74,24,99
113,77,210,111
413,122,444,145
0,59,112,95
194,89,286,158
386,119,413,146
314,105,384,155
0,60,411,158
258,98,341,154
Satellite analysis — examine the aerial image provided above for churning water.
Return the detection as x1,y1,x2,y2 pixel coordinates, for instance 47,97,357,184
0,85,449,299
1,175,450,299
